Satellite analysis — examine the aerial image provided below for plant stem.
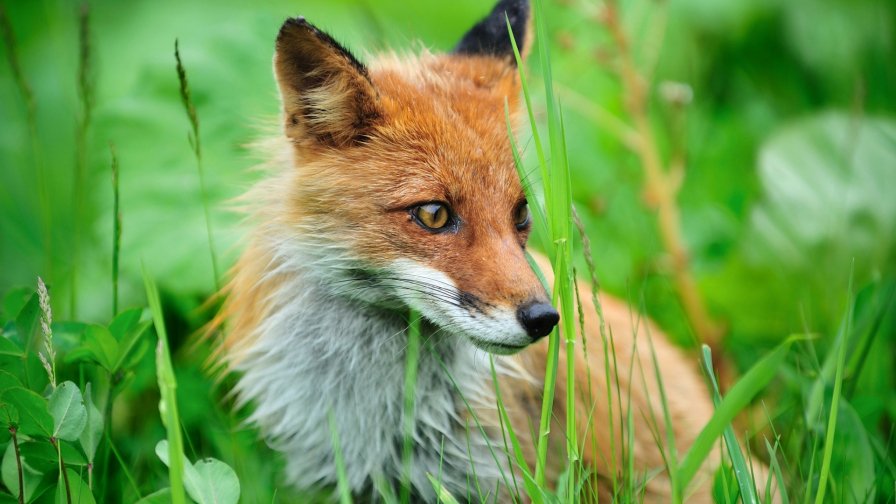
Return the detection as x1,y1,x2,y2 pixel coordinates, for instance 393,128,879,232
10,426,24,504
601,1,721,350
71,1,92,318
96,378,114,503
52,437,73,504
110,143,121,316
143,265,188,504
174,39,220,291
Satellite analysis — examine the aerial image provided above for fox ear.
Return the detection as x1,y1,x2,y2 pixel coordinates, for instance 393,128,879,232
274,18,380,146
454,0,531,63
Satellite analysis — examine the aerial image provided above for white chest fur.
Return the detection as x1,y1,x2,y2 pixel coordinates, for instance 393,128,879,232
232,273,512,501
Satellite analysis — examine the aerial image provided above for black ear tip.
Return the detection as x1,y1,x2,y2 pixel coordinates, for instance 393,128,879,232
277,16,314,44
454,0,531,61
497,0,530,17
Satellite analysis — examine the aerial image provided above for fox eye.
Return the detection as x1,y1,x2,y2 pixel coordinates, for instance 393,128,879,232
411,203,452,232
513,201,530,231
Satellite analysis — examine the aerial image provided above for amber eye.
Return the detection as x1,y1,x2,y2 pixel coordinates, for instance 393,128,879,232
513,201,530,230
411,203,452,232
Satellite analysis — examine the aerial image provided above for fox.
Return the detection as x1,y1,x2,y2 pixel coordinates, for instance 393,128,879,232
219,0,723,502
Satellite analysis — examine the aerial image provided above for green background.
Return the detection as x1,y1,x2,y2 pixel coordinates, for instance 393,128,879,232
1,0,894,501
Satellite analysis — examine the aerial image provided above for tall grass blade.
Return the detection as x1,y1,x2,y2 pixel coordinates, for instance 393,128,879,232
678,337,795,490
174,39,220,291
506,102,549,254
142,264,187,504
814,265,854,504
508,0,578,489
553,110,579,502
701,345,758,503
764,438,789,504
506,14,549,209
643,326,681,501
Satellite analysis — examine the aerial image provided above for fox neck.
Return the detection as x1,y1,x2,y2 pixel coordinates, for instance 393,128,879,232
232,253,507,499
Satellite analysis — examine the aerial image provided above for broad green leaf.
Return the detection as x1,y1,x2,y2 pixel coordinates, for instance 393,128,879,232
0,337,22,358
49,321,88,353
193,458,241,504
14,294,40,354
0,403,19,426
18,440,87,473
54,468,96,504
155,440,198,497
48,381,87,441
135,488,173,504
114,320,152,372
747,114,896,279
2,441,43,502
108,307,144,339
783,1,890,81
22,353,49,394
0,370,22,394
0,354,49,395
67,324,119,371
79,383,103,462
1,387,52,437
84,324,119,371
0,493,19,503
156,440,239,504
2,287,32,325
0,403,16,442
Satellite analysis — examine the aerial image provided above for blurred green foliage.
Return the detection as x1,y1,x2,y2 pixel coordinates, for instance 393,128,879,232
1,0,894,501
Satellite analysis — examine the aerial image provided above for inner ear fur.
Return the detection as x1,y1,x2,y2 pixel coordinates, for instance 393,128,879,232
274,18,380,146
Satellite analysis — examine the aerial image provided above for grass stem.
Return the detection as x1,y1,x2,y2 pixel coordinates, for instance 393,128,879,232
110,143,121,315
813,265,854,504
175,39,220,291
71,1,93,318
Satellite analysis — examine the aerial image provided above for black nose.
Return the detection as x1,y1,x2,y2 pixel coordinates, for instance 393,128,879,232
516,301,559,340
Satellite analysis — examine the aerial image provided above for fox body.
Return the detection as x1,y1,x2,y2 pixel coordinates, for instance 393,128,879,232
222,1,717,501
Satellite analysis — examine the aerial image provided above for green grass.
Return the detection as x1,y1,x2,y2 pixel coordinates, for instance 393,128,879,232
0,0,895,503
143,264,187,504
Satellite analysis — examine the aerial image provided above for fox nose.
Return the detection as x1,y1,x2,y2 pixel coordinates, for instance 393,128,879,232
516,301,559,340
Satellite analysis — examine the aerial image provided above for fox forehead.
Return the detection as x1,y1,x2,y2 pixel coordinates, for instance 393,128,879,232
359,54,525,209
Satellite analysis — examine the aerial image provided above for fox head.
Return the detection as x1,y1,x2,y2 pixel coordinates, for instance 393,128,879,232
270,0,558,354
